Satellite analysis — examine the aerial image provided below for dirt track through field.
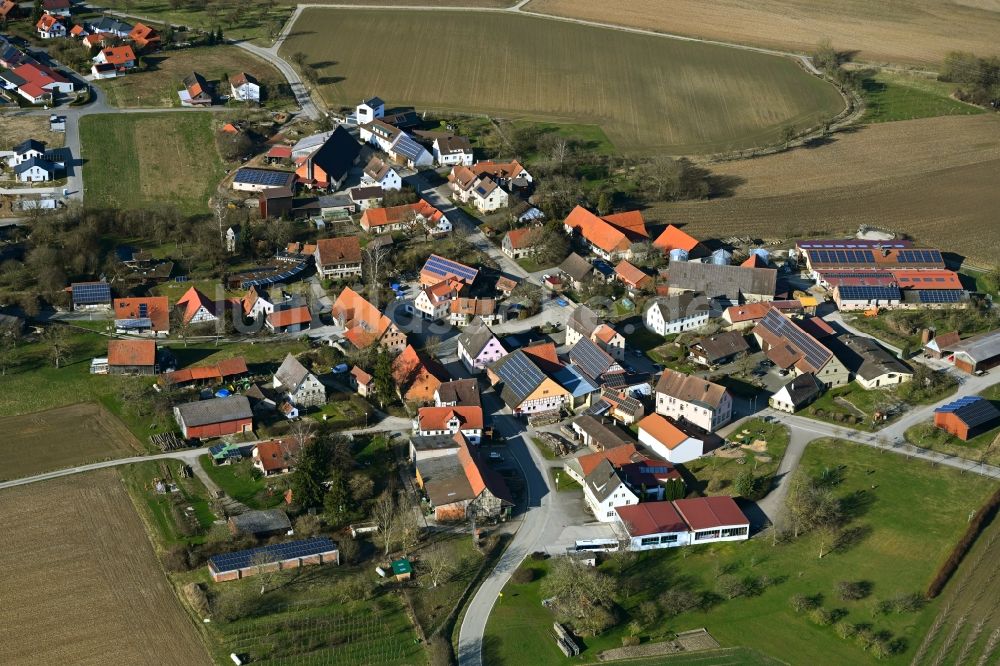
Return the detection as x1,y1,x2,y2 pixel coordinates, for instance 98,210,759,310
525,0,1000,66
649,115,1000,265
0,403,143,482
0,470,210,665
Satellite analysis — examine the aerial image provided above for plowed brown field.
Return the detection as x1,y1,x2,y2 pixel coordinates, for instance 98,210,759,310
647,115,1000,266
0,470,210,666
525,0,1000,66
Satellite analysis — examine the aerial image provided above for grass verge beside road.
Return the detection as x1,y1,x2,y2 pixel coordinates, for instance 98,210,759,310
484,438,997,665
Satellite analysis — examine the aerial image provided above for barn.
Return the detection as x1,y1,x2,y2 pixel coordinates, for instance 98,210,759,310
934,396,1000,441
949,330,1000,375
174,396,253,439
208,537,339,583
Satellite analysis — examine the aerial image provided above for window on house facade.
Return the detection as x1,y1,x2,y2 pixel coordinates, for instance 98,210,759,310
722,526,748,538
640,536,659,546
660,534,678,543
694,529,721,541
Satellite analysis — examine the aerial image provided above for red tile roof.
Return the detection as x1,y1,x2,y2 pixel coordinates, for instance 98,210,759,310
564,206,630,255
99,45,136,67
456,434,513,504
891,269,963,290
159,357,248,386
673,496,748,530
113,296,169,331
505,227,537,249
175,286,217,324
108,339,156,367
615,501,688,537
331,287,397,349
393,345,448,402
361,199,445,229
267,306,311,329
417,406,484,431
315,235,361,267
577,443,641,476
351,366,373,385
37,14,62,31
614,260,651,289
724,300,802,323
267,145,292,159
602,210,648,239
653,225,701,253
741,254,768,268
637,413,689,450
254,438,301,473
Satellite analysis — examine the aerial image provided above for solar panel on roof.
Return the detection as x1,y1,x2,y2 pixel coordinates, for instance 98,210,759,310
570,337,616,382
759,310,832,370
917,290,963,303
234,168,292,186
72,282,111,304
496,352,545,401
116,318,152,329
837,285,901,301
423,255,478,282
209,537,337,573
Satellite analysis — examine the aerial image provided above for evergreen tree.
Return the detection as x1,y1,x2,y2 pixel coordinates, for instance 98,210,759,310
216,26,224,43
291,439,331,509
373,346,394,407
323,470,352,527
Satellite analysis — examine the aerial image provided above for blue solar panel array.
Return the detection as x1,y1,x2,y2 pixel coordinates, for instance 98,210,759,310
233,168,293,186
799,240,911,249
423,254,478,283
116,318,152,330
759,310,832,371
209,537,337,574
72,282,111,305
494,351,546,402
808,249,876,265
241,259,310,290
935,396,1000,429
391,135,426,163
821,270,893,282
916,290,964,303
837,285,901,301
896,249,944,264
570,337,617,382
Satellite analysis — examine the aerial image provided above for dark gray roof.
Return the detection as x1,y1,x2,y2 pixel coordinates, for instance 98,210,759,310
668,262,777,300
308,125,361,184
229,509,291,536
175,396,252,427
274,353,311,391
568,304,601,337
951,330,1000,364
436,379,480,406
648,293,710,323
86,16,133,34
457,318,501,359
694,331,750,364
584,458,626,504
569,336,619,383
839,335,911,381
559,253,593,282
410,434,462,453
13,139,45,155
418,454,476,506
572,414,634,450
362,96,385,108
14,157,56,175
777,373,824,408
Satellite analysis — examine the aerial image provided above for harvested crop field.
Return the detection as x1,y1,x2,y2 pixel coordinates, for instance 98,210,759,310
650,115,1000,266
81,111,224,214
0,113,64,151
281,9,844,155
525,0,1000,66
0,470,210,665
0,403,143,482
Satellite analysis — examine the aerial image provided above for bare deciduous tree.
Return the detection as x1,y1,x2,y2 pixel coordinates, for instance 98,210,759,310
43,325,71,369
423,542,456,588
251,551,278,596
372,492,398,556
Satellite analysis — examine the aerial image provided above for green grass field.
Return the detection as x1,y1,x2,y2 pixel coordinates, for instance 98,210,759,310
484,439,997,665
905,385,1000,466
80,112,224,214
198,456,287,509
862,71,985,123
280,9,844,155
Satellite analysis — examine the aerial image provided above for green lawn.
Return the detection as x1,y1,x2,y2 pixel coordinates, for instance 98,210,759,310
551,468,582,492
409,534,485,635
681,419,789,499
512,120,616,158
804,383,888,431
87,0,293,43
80,112,225,214
530,437,559,461
281,9,843,155
198,456,286,509
843,309,999,355
484,439,998,665
120,460,219,548
862,71,985,123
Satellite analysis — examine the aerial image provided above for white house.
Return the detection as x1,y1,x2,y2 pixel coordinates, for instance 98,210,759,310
273,353,326,408
413,281,458,320
36,14,67,39
361,157,402,191
413,406,484,445
654,369,732,432
583,459,640,522
360,119,400,151
350,185,384,210
230,72,261,103
14,158,58,182
388,133,433,168
644,294,710,336
636,413,703,464
769,373,824,413
467,176,509,213
356,96,385,125
614,502,691,551
242,286,274,320
433,136,474,167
